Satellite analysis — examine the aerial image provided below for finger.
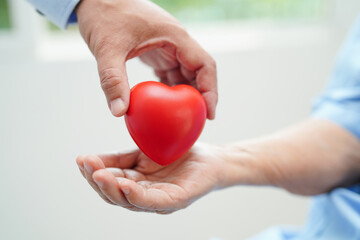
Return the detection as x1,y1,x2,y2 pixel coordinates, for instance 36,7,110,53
177,39,218,120
107,166,152,182
196,64,218,120
106,168,151,183
98,150,139,169
123,169,147,181
157,76,171,87
154,69,167,79
83,155,114,204
154,69,170,86
139,45,178,70
78,166,85,178
134,153,164,174
96,52,130,117
106,157,163,181
76,155,86,178
119,179,182,211
92,169,134,207
196,65,217,120
106,168,125,178
166,68,188,86
180,65,196,82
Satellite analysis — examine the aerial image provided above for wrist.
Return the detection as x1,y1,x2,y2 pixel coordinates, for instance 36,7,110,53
217,141,272,189
74,0,88,15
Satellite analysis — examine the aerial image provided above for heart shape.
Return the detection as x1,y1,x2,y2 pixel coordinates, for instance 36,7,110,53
125,81,207,166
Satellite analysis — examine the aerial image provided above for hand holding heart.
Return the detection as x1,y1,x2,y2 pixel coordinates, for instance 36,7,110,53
76,143,225,213
76,0,217,119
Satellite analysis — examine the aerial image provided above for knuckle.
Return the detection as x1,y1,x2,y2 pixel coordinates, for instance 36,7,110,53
93,36,114,57
99,68,122,92
159,19,185,34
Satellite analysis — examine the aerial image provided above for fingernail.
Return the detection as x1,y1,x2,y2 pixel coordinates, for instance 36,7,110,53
84,162,93,174
110,98,125,116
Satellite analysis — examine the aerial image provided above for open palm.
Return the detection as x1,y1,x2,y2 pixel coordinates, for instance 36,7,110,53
76,144,225,214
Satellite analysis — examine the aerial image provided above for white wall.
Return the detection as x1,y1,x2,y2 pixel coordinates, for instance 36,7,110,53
0,2,359,240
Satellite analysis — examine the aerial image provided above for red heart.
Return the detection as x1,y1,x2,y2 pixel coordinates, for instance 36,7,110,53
125,81,207,166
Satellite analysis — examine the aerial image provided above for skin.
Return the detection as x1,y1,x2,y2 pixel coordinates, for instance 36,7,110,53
76,0,218,119
76,119,360,214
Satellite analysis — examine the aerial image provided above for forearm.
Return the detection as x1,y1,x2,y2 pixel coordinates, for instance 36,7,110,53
220,119,360,195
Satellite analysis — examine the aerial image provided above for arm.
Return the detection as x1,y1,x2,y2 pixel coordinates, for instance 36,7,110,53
76,119,360,213
222,119,360,195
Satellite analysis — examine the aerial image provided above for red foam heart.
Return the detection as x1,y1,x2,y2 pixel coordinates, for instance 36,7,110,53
125,81,207,166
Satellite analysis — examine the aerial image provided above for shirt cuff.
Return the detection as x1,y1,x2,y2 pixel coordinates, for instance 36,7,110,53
312,93,360,140
28,0,81,29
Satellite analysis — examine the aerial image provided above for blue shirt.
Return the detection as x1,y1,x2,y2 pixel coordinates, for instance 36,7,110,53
27,0,80,29
248,16,360,240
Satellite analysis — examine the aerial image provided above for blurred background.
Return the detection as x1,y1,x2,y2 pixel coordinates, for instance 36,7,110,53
1,0,360,239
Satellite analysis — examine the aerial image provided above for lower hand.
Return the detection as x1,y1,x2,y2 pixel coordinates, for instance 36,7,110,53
76,143,226,214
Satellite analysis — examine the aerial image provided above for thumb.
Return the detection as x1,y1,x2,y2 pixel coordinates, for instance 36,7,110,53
97,56,130,117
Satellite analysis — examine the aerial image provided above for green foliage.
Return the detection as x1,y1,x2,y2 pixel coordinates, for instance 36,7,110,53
0,0,11,29
152,0,326,23
48,21,61,31
0,0,326,31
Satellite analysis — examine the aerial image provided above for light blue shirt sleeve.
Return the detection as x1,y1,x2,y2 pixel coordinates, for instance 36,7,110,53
312,15,360,139
247,15,360,240
27,0,81,29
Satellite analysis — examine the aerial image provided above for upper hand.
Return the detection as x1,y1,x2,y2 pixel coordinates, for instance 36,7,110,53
76,0,218,119
76,143,225,214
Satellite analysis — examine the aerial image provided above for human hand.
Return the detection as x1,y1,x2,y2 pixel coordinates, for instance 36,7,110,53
76,0,217,119
76,144,226,214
